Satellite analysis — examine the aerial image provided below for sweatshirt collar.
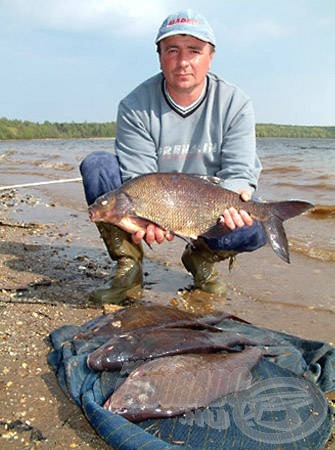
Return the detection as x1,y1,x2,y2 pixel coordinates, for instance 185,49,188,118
162,76,209,117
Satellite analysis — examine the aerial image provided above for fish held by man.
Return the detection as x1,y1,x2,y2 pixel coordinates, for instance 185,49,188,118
88,172,314,263
103,347,262,421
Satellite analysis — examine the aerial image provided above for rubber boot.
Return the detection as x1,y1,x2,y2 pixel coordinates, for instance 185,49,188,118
181,238,237,295
89,223,143,305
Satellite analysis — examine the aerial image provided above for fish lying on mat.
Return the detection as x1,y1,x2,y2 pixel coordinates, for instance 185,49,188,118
87,327,257,371
88,173,314,263
104,347,262,421
74,304,248,341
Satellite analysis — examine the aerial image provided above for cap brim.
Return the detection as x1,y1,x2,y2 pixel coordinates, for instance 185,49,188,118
155,30,214,45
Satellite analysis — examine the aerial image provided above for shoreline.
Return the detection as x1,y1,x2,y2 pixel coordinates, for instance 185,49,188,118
0,136,116,143
1,186,334,339
0,186,334,449
2,136,335,144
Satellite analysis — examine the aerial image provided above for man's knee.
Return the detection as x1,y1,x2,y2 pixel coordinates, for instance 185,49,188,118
80,151,116,175
205,221,267,253
80,151,122,205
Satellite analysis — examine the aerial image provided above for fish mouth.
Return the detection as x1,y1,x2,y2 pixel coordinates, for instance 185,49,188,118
87,353,103,370
88,208,97,222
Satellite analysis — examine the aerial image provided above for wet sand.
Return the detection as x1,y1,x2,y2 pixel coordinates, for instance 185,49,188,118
0,187,334,449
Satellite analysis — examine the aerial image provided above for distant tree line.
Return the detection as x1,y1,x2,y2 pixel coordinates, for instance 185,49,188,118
0,118,116,140
0,117,334,140
256,123,335,138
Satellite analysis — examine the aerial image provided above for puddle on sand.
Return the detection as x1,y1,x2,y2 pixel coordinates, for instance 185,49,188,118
169,288,226,315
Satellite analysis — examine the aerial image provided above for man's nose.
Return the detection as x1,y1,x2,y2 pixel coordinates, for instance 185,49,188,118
176,51,190,67
180,59,189,68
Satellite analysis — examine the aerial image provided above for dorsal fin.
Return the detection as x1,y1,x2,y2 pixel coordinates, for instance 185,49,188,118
192,174,223,185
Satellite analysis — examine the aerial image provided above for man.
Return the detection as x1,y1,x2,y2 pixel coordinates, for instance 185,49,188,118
80,10,266,305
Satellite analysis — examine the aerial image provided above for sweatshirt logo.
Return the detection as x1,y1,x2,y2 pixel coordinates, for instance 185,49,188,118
159,142,218,159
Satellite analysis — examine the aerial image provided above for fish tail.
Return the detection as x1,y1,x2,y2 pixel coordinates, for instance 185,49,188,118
263,200,314,263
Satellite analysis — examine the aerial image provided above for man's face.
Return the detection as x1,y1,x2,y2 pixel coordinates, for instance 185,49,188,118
158,35,214,96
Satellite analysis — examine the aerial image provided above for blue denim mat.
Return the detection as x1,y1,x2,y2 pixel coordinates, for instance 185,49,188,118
48,315,334,449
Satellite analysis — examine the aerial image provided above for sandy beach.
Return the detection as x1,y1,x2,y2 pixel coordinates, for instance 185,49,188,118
0,180,334,449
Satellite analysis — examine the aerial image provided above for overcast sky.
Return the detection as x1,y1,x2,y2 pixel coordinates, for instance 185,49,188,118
1,0,334,125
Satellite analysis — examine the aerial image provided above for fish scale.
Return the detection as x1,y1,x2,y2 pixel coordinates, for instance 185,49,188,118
121,173,244,236
104,347,263,422
88,172,314,263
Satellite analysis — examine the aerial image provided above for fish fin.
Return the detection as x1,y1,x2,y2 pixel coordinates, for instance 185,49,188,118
196,175,222,185
201,223,231,239
185,174,222,185
263,215,290,263
263,200,314,263
176,235,193,244
271,200,314,221
228,255,236,272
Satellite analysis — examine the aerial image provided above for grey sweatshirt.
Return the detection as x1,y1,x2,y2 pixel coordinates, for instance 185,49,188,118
115,72,261,192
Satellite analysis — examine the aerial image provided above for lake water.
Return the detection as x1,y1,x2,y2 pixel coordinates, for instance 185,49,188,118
0,137,334,261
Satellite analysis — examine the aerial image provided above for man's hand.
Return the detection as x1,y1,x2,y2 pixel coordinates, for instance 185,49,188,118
220,189,253,230
116,216,174,245
132,224,174,245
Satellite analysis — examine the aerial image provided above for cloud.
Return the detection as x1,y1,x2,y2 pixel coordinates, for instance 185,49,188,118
3,0,175,36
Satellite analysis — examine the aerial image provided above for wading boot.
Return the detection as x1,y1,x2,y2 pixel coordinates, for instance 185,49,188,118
89,223,143,305
181,238,237,296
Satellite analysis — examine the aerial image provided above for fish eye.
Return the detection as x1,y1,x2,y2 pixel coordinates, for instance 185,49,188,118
101,200,108,206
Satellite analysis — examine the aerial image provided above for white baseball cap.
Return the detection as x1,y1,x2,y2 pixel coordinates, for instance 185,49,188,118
155,10,216,46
